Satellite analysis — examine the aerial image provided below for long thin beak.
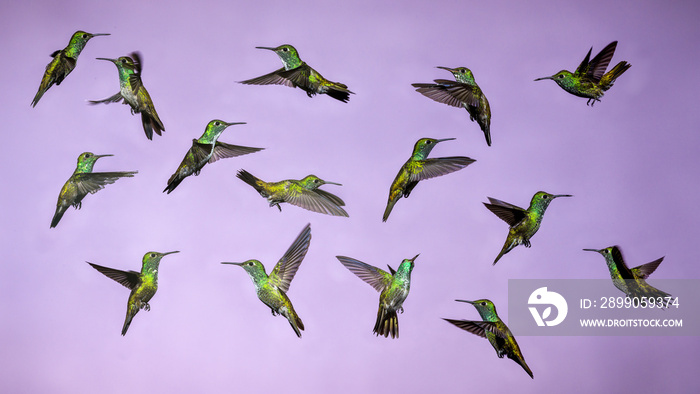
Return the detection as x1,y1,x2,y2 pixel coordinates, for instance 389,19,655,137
221,262,244,266
223,122,247,127
455,299,475,305
94,154,114,159
324,181,342,186
255,46,277,51
436,66,455,72
162,251,180,256
435,138,456,143
534,76,553,81
582,248,601,253
552,194,573,199
96,57,117,63
409,254,420,262
90,33,111,37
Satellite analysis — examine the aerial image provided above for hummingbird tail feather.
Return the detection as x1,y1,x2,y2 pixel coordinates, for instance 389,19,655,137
236,169,264,193
512,356,534,379
50,206,67,228
600,61,631,90
121,310,137,336
326,85,352,103
382,198,398,222
163,175,183,194
374,307,399,339
289,315,304,338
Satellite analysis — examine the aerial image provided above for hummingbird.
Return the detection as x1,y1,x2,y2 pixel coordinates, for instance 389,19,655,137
239,44,354,103
51,152,137,228
89,52,165,140
383,138,475,222
163,120,264,194
336,254,418,339
534,41,631,106
412,66,492,146
236,169,348,217
31,30,110,107
221,223,311,338
87,250,179,336
444,299,534,379
583,246,673,302
484,191,572,265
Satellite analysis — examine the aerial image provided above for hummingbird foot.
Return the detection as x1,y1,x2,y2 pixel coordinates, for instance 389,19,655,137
270,309,279,316
398,307,404,314
140,302,151,311
523,239,531,248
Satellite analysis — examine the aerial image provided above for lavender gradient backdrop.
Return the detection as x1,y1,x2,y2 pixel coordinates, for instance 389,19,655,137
2,1,699,393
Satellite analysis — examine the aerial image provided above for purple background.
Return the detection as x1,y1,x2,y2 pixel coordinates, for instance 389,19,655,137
2,1,699,393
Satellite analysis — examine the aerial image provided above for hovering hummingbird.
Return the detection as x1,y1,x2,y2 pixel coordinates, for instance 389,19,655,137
222,223,311,337
31,30,110,107
412,66,492,146
87,250,179,336
236,169,348,217
383,138,475,222
444,299,533,379
583,246,673,302
484,191,571,265
239,44,354,102
51,152,137,228
89,52,165,140
163,120,264,194
534,41,631,105
336,254,418,339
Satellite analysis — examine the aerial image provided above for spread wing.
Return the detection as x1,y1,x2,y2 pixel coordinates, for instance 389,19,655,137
336,256,392,293
313,188,346,207
239,67,296,87
410,157,476,182
278,63,314,90
285,188,349,217
74,171,137,195
412,80,480,108
88,92,124,105
610,246,636,280
87,262,141,290
587,41,617,82
483,197,526,226
443,319,509,339
631,257,664,279
209,142,264,164
269,223,312,293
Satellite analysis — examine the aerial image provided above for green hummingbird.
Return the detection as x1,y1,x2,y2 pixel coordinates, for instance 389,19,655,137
89,52,165,140
163,120,264,194
412,66,492,146
484,191,571,265
383,138,475,222
239,44,354,103
31,30,110,107
237,169,348,217
534,41,631,106
221,223,311,338
87,250,179,336
51,152,137,228
444,299,533,379
336,254,418,339
583,246,672,302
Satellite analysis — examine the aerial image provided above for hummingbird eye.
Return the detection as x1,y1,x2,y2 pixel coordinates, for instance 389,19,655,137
85,153,92,158
214,121,221,126
150,253,156,258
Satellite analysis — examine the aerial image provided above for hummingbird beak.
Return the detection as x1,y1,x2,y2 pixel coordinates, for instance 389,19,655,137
436,66,455,72
94,154,114,159
221,262,244,266
96,57,118,63
255,46,277,51
162,251,180,256
534,75,554,81
324,181,343,186
223,122,247,127
455,299,475,305
552,194,573,199
582,248,603,253
435,138,456,144
409,254,420,262
90,33,111,37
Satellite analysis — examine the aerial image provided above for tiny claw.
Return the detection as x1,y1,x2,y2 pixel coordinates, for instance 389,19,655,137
398,307,404,314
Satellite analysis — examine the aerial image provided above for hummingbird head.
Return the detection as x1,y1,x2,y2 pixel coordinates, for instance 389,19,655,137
75,152,112,173
222,260,267,281
530,191,572,211
534,70,574,87
412,138,455,159
68,31,110,52
97,53,140,73
583,246,616,261
142,251,179,271
396,254,418,276
438,66,475,84
456,299,498,320
203,120,246,140
257,44,302,69
299,175,342,190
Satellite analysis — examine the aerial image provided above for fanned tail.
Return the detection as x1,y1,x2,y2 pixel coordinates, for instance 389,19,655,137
288,314,305,338
236,169,264,194
325,83,354,103
141,112,164,140
374,307,399,339
50,205,68,228
600,61,631,91
510,355,534,379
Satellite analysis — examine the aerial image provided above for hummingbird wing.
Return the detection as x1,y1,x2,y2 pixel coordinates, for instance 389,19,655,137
410,157,476,182
631,257,664,279
313,188,346,207
87,262,141,290
336,256,393,293
277,64,314,90
610,246,636,279
209,142,265,164
285,187,349,217
412,80,480,108
88,92,124,105
269,223,312,294
443,319,510,339
587,41,617,82
73,171,138,196
239,67,296,87
483,197,526,227
574,47,593,77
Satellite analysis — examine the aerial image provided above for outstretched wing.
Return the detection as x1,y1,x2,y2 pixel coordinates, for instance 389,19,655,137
410,156,476,182
74,171,137,195
239,67,295,87
285,188,349,217
631,257,664,279
336,256,392,293
87,262,141,290
587,41,617,82
209,142,264,164
270,223,312,293
610,246,636,280
443,319,509,339
483,197,526,227
412,80,479,108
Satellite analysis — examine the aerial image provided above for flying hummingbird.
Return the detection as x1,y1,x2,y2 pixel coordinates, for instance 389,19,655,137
87,250,179,336
412,66,492,146
583,246,673,302
31,30,110,107
163,120,264,194
534,41,631,106
336,254,418,339
236,169,348,217
444,299,533,379
484,191,571,265
222,223,311,338
51,152,137,228
239,44,354,102
383,138,475,222
89,52,165,140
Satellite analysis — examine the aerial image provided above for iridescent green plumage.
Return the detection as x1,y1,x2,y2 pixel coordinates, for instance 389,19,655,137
237,169,348,217
535,41,631,105
163,120,263,193
239,44,354,102
88,251,179,336
412,66,492,146
444,299,533,379
89,52,165,139
583,246,672,302
484,191,571,265
383,137,475,222
31,30,110,107
222,224,311,338
51,152,137,228
336,254,418,339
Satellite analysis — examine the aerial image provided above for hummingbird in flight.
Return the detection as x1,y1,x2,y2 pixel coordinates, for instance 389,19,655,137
89,52,165,140
31,30,110,107
239,44,354,103
236,169,348,217
51,152,137,228
444,299,534,379
336,254,418,339
383,138,475,222
87,250,179,336
163,120,264,194
583,246,673,302
222,223,311,338
484,191,571,265
534,41,631,106
412,66,492,146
